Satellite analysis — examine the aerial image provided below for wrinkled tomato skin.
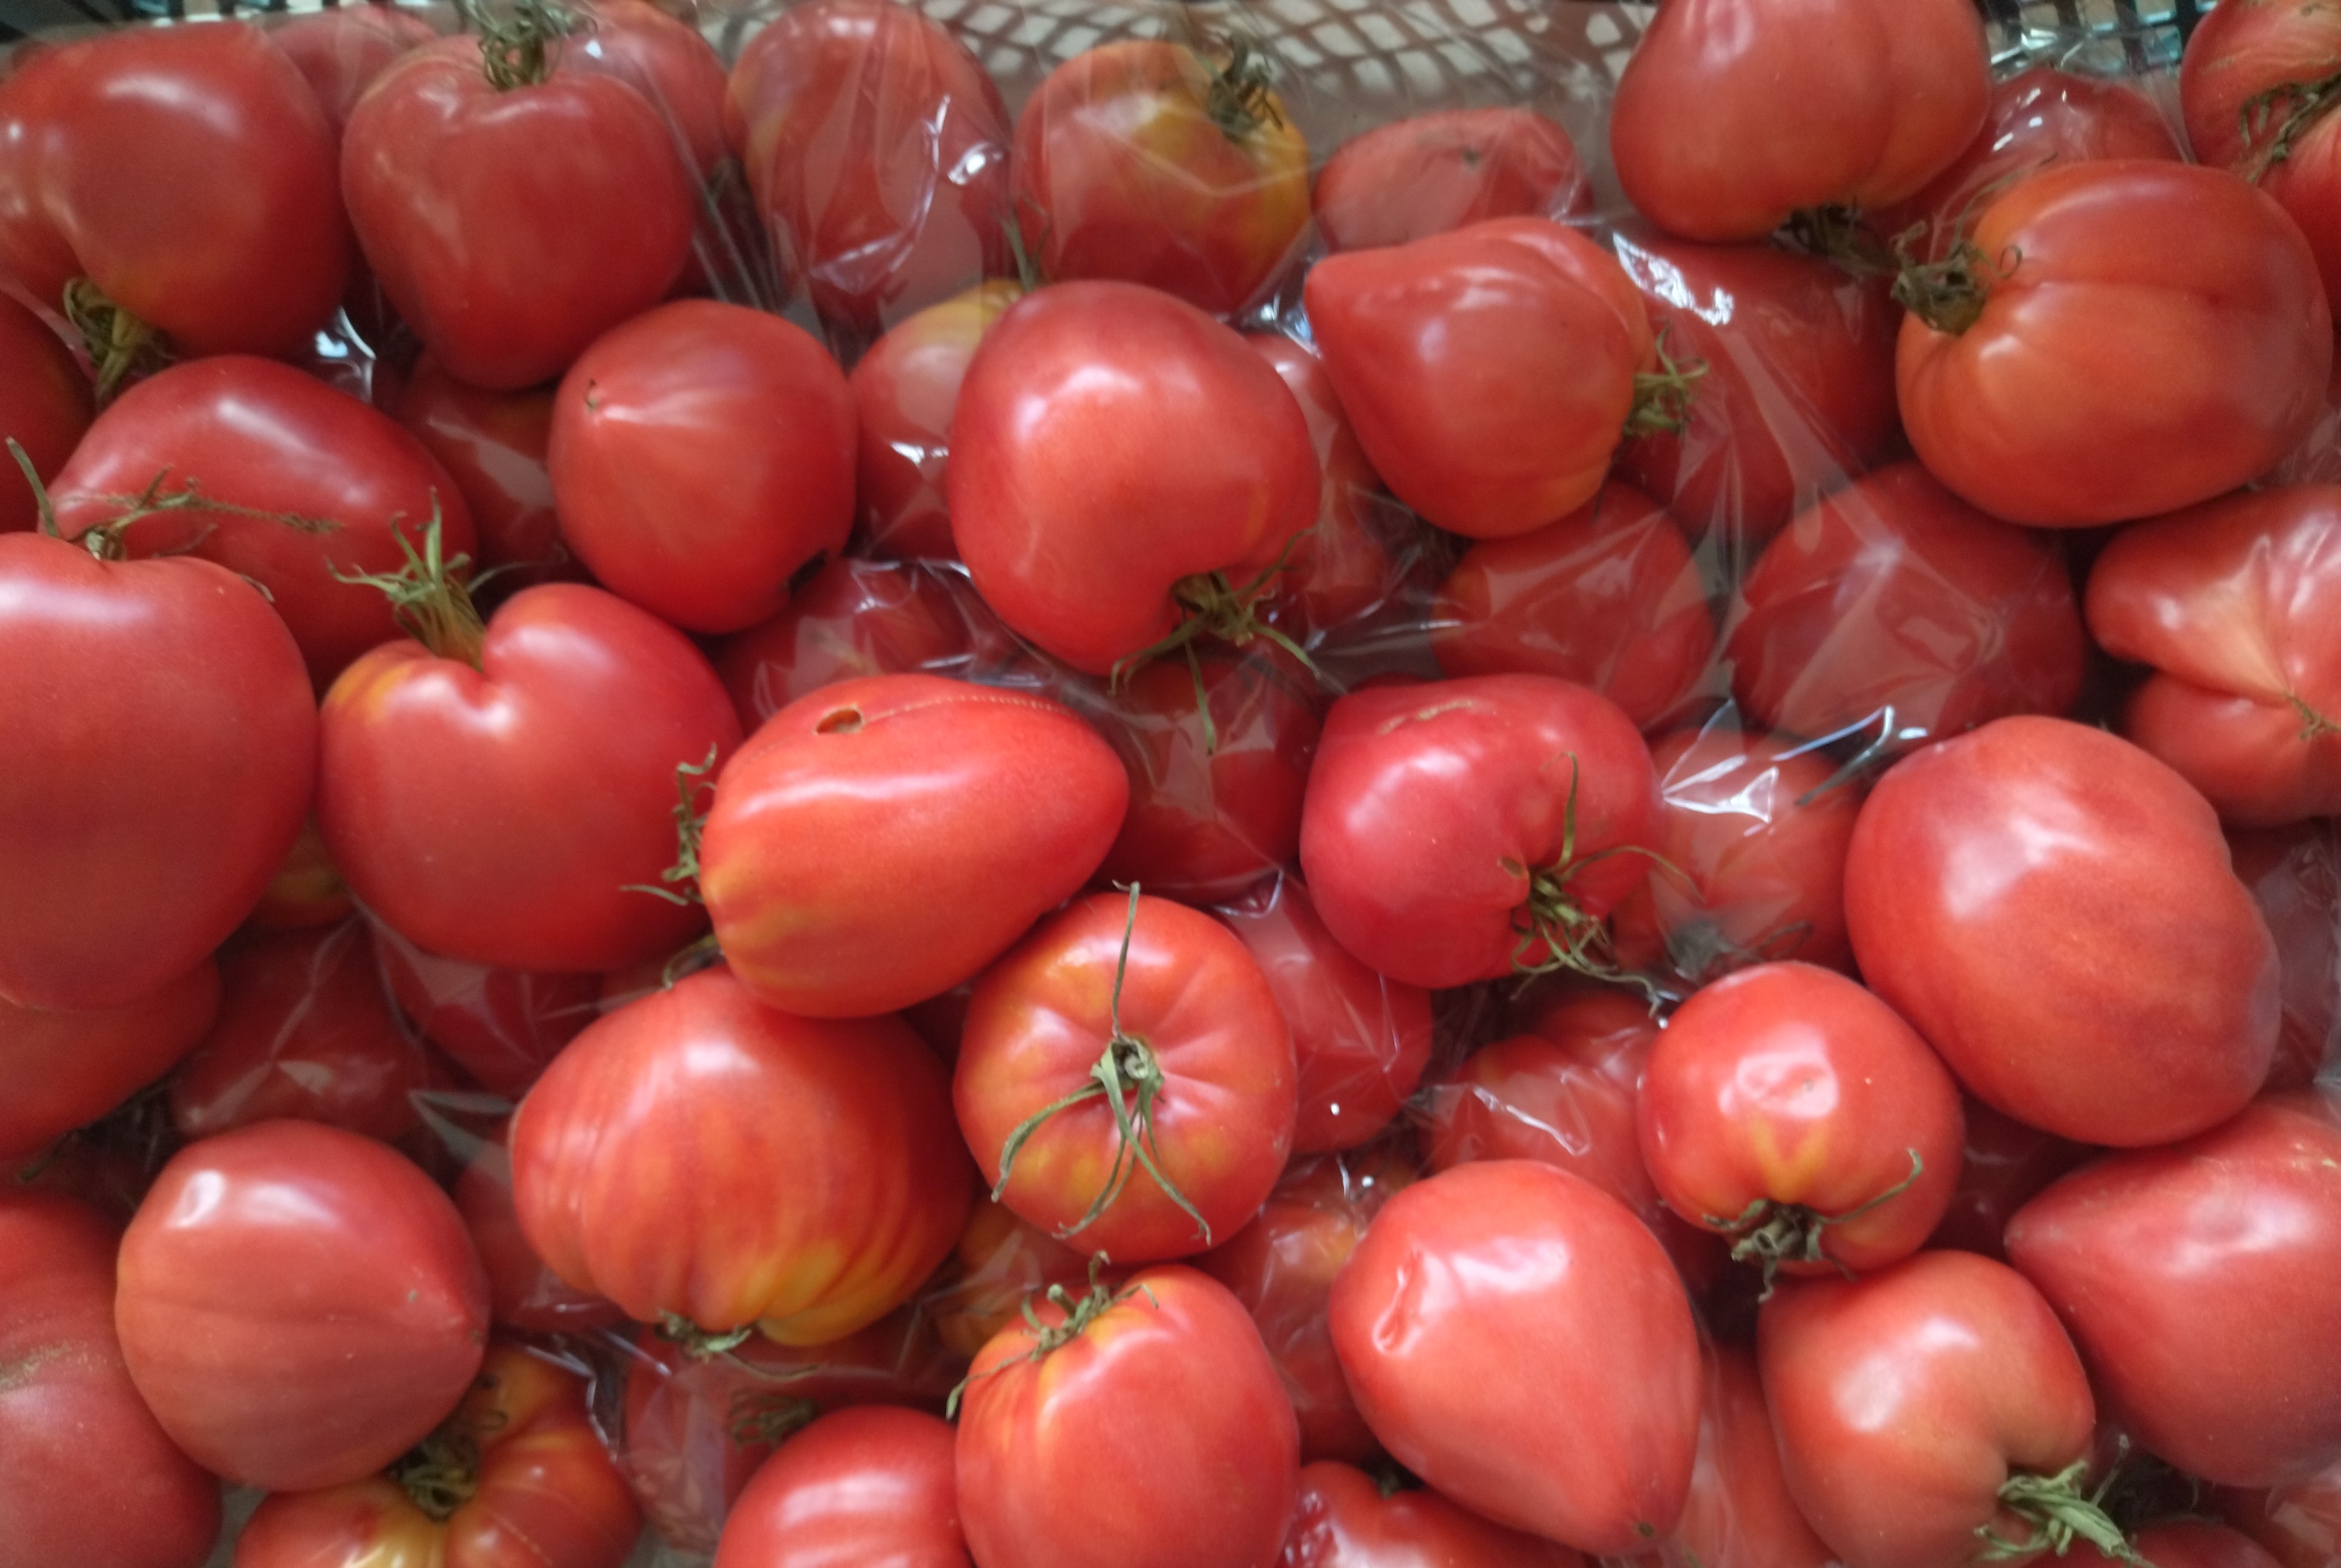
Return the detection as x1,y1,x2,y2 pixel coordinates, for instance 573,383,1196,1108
115,1120,490,1493
1846,716,2280,1147
267,6,439,142
1924,1098,2094,1261
2184,0,2341,312
372,926,600,1100
455,1130,626,1335
1640,1346,1834,1568
2219,1457,2341,1568
392,356,579,591
1244,335,1396,636
0,293,90,533
1314,108,1591,253
0,1191,221,1568
2006,1091,2341,1488
2228,821,2341,1090
713,1407,967,1568
715,558,976,730
1280,1460,1587,1567
0,957,218,1164
850,281,1020,561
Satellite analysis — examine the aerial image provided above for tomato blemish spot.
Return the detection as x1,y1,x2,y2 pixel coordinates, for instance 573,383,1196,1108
816,707,866,735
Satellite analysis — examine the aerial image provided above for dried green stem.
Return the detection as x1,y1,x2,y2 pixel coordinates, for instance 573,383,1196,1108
332,501,486,668
1705,1149,1926,1298
62,279,171,406
625,747,722,906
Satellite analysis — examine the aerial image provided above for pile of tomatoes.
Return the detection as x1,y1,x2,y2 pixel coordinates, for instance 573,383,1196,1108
4,0,2341,1564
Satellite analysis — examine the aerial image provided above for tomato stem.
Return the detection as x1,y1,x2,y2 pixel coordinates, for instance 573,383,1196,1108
1979,1459,2144,1563
1189,25,1284,142
2291,692,2341,741
390,1370,506,1525
1508,754,1671,1003
2239,68,2341,183
5,439,63,544
945,1256,1155,1416
1778,205,1897,276
332,502,489,669
1703,1149,1925,1297
726,1389,819,1448
1625,324,1709,438
61,279,171,407
456,0,573,91
624,747,723,907
1892,233,2016,337
1106,530,1323,755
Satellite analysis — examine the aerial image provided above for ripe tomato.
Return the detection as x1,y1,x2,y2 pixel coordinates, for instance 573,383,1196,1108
1759,1250,2117,1568
344,31,695,390
1245,334,1397,637
2219,1457,2341,1568
1314,108,1591,253
2007,1091,2341,1488
1305,218,1664,540
928,1196,1097,1360
50,355,480,688
714,1407,966,1568
1217,876,1433,1153
0,533,315,1012
1725,462,2086,748
957,1265,1300,1568
1846,716,2280,1146
320,577,740,974
454,1129,624,1335
949,280,1319,675
1282,1461,1587,1567
0,23,349,369
268,6,440,142
1642,1345,1833,1568
236,1343,641,1568
392,356,578,592
2229,820,2341,1089
1608,726,1865,986
702,673,1127,1017
372,926,600,1101
1429,481,1714,729
1299,674,1661,991
1640,961,1964,1278
851,281,1020,561
0,293,90,533
1897,160,2330,527
956,890,1296,1261
568,0,729,177
2182,0,2341,311
1,1191,221,1568
2086,484,2341,827
1331,1160,1700,1553
1014,39,1307,315
0,957,217,1164
1924,1098,2093,1262
2067,1522,2288,1568
1609,228,1901,547
116,1119,489,1492
716,558,979,730
512,966,970,1344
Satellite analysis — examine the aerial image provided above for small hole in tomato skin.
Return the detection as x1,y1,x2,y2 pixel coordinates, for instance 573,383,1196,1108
816,707,864,735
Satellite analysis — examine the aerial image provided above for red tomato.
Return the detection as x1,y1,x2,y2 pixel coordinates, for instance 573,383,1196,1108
727,0,1010,339
454,1130,624,1335
1305,218,1662,540
1610,0,1988,243
1897,160,2330,527
548,300,854,634
1430,481,1714,729
1845,716,2281,1146
1640,961,1964,1277
948,281,1320,676
568,0,729,177
956,890,1296,1261
1245,334,1398,637
1331,1160,1701,1554
249,815,355,931
0,293,90,533
1299,674,1662,991
0,23,349,367
169,921,434,1145
2229,820,2341,1089
1642,1345,1834,1568
714,1406,966,1568
957,1265,1300,1568
1924,1098,2094,1262
116,1119,489,1492
702,673,1127,1017
267,6,440,142
392,356,578,592
0,533,315,1011
0,1191,221,1568
1314,108,1591,253
2007,1091,2341,1488
927,1196,1097,1361
2065,1522,2288,1568
372,926,600,1101
1609,228,1903,546
2219,1457,2341,1568
511,966,970,1343
850,280,1021,561
236,1343,640,1568
716,558,980,730
50,355,480,688
319,579,740,974
344,31,695,390
1608,726,1865,985
1281,1461,1587,1567
1758,1250,2116,1568
1217,875,1433,1153
2183,0,2341,312
1012,40,1308,315
2087,484,2341,826
0,957,217,1164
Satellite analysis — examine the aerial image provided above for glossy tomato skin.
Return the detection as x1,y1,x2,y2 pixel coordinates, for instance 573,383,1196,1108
1846,716,2280,1146
1644,1345,1834,1568
0,957,218,1164
0,23,349,358
0,535,315,1011
1281,1462,1587,1567
1299,674,1662,991
948,280,1320,675
1244,335,1396,636
957,1266,1300,1568
1611,0,1988,242
850,281,1020,561
2229,820,2341,1089
116,1119,489,1492
1725,462,2085,746
713,1407,966,1568
2184,0,2341,311
344,35,695,390
392,356,578,591
1305,218,1655,540
1430,480,1714,730
235,1343,641,1568
702,673,1128,1017
1014,40,1308,315
511,967,970,1343
1331,1160,1700,1554
956,891,1297,1261
1899,160,2330,527
455,1130,625,1334
1314,108,1591,253
716,558,977,730
372,926,600,1100
2087,485,2341,826
2006,1091,2341,1488
267,6,440,142
549,300,854,634
0,294,90,533
1924,1098,2094,1261
0,1191,221,1568
318,582,740,974
1758,1250,2099,1568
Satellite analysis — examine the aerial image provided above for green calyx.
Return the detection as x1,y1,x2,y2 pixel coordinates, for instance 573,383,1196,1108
2239,67,2341,183
455,0,574,90
390,1371,508,1524
332,501,488,668
1107,531,1321,754
1977,1459,2147,1564
62,279,172,406
625,747,722,909
1625,324,1708,439
1507,754,1671,1002
946,1254,1153,1417
1704,1149,1925,1298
